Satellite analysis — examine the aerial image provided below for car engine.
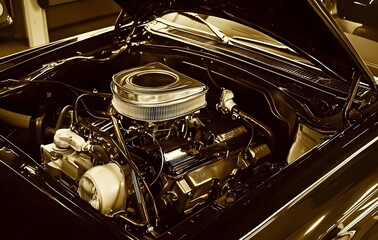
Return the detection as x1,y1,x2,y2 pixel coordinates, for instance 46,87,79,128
39,62,273,233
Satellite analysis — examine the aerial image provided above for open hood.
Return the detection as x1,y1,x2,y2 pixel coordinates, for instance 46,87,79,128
114,0,377,90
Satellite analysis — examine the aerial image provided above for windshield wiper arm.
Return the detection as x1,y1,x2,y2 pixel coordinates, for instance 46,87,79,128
182,12,231,44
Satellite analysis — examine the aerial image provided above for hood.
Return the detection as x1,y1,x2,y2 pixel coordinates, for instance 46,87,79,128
114,0,377,90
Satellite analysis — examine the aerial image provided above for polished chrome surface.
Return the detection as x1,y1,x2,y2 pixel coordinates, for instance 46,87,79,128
169,153,240,214
111,62,208,121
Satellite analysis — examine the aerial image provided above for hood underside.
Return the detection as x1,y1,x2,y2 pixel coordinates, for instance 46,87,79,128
114,0,377,90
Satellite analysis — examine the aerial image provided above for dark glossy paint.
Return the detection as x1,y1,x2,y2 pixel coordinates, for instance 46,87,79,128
156,112,378,239
338,0,378,28
2,37,376,238
0,28,116,79
114,0,377,90
0,135,134,240
0,3,377,239
245,118,378,239
0,38,75,71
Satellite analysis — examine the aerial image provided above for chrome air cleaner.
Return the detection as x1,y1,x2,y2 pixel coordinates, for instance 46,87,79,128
111,63,208,122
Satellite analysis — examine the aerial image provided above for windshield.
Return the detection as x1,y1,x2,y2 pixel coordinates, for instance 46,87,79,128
324,0,378,77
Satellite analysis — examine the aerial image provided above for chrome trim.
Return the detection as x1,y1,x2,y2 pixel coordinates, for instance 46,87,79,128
111,63,208,122
240,135,378,240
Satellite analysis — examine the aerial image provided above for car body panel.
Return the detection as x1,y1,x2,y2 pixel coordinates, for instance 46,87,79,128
156,112,378,239
0,1,377,239
2,99,377,240
114,0,377,90
0,135,133,240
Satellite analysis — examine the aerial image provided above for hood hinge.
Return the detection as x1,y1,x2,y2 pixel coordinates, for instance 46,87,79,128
314,71,361,129
342,71,361,125
114,10,138,45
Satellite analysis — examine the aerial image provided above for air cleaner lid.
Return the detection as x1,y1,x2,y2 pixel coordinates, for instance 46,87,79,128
111,62,208,121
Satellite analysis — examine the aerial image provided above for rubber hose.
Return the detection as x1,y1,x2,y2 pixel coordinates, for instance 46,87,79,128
0,108,32,129
55,105,73,131
235,107,276,153
92,145,111,164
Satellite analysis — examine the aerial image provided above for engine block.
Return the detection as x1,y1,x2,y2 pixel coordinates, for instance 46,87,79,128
40,63,272,228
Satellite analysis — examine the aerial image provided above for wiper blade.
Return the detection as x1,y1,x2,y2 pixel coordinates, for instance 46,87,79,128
182,12,231,44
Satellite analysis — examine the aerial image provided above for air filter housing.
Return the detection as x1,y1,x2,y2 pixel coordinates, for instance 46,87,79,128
111,63,208,122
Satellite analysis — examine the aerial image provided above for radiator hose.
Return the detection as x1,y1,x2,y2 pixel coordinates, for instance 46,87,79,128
0,108,45,142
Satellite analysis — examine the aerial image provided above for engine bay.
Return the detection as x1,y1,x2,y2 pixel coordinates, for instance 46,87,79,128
0,30,337,237
35,60,277,234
